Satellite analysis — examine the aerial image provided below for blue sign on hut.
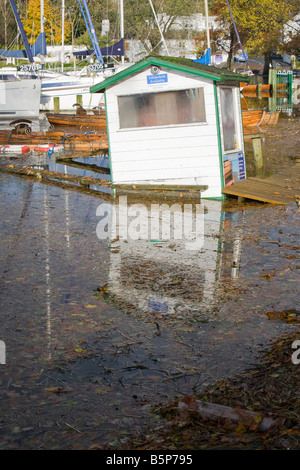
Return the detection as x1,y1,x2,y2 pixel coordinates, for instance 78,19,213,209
90,56,250,199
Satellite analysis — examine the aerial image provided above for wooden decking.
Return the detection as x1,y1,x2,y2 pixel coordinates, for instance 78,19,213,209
112,184,209,201
223,165,300,205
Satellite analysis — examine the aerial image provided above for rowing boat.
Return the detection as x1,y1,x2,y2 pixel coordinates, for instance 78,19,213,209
46,111,107,130
242,109,264,127
242,109,279,127
0,129,108,152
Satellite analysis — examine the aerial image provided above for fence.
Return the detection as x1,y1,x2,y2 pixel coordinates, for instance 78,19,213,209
269,69,294,115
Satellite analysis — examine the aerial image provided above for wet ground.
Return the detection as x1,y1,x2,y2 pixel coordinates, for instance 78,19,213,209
0,113,299,450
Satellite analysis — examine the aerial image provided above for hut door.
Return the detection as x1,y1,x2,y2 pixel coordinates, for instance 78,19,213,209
219,87,238,152
219,86,246,187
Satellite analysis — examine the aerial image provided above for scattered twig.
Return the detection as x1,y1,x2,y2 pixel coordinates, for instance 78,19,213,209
65,423,82,434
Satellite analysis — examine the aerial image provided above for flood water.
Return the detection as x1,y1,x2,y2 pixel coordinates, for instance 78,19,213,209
0,160,299,448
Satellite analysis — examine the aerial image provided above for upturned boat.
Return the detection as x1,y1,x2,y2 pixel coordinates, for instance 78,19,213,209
242,109,279,127
0,126,108,153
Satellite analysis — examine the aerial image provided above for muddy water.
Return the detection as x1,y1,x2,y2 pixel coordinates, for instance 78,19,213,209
0,168,299,449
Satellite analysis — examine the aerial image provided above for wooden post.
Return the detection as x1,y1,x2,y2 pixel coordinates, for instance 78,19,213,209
257,83,263,100
268,69,277,113
76,95,83,106
53,97,60,113
252,136,263,172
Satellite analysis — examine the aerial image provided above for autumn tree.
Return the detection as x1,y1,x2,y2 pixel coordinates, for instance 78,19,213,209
284,17,300,58
22,0,72,46
284,33,300,58
212,0,298,74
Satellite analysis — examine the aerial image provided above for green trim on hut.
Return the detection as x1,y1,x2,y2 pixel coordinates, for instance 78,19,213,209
213,82,225,197
90,56,251,94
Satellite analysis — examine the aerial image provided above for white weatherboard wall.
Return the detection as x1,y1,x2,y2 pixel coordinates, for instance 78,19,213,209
105,66,222,198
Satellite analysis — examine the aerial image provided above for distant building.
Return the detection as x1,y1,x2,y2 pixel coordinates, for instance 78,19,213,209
284,12,300,40
157,13,219,33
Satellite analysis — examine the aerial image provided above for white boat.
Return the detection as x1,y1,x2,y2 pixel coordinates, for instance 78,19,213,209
36,0,125,111
0,0,122,112
0,76,42,120
39,72,105,112
39,62,134,112
0,65,119,112
0,0,159,113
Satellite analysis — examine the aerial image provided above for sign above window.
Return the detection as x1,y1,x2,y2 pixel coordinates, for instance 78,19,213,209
147,73,168,85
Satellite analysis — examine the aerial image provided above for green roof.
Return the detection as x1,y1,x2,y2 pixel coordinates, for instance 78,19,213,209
90,56,251,94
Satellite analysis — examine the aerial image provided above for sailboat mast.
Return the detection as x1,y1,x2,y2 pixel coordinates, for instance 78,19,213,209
120,0,124,65
225,0,247,62
9,0,34,62
148,0,170,56
81,0,104,64
77,0,97,56
40,0,44,37
204,0,211,52
61,0,65,71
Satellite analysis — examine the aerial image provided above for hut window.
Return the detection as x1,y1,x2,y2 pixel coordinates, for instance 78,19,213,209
118,88,206,129
219,87,237,151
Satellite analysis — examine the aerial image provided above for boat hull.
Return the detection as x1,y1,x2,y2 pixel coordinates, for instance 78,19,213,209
40,75,105,112
0,129,108,152
242,110,264,127
46,112,107,129
242,109,279,128
0,79,42,120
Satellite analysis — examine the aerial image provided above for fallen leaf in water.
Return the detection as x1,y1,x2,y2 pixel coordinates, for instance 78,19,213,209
261,273,273,279
44,386,70,394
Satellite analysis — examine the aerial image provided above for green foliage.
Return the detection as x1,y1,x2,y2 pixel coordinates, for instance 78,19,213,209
212,0,298,56
1,0,298,61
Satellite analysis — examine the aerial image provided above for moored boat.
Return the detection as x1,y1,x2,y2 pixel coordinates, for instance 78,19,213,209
0,127,108,152
0,78,42,121
242,109,264,127
242,109,279,127
46,109,107,130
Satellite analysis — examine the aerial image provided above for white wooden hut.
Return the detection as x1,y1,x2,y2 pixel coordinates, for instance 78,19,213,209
91,56,250,199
